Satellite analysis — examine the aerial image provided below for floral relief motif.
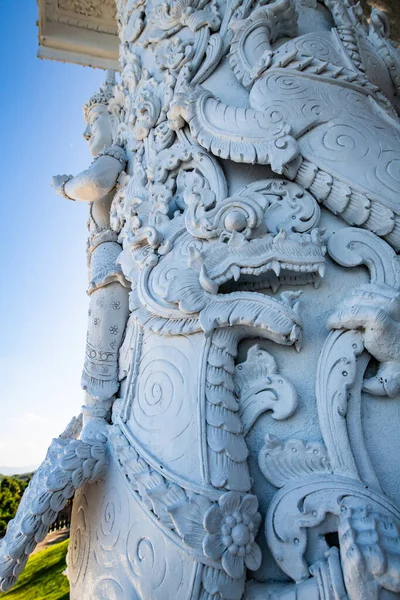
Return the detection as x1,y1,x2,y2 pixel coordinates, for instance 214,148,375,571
155,37,194,72
57,0,116,19
203,492,262,579
125,68,175,149
142,0,220,46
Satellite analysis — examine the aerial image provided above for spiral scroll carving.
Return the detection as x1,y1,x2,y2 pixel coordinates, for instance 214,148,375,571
69,491,91,588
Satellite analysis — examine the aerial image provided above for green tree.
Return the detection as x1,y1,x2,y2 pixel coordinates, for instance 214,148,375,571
0,476,30,533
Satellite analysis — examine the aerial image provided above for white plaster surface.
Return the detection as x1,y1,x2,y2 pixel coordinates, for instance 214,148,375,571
2,1,400,599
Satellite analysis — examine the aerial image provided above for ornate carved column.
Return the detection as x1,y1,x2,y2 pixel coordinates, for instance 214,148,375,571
2,1,400,599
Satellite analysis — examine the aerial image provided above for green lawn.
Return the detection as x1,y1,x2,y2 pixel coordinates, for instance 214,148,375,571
0,539,69,600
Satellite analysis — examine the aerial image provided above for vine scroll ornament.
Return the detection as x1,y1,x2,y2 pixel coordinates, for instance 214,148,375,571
260,228,400,600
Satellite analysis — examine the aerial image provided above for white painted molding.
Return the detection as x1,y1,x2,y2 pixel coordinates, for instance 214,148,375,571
37,0,119,69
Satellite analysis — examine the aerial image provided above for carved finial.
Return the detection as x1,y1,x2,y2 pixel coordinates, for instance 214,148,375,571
83,69,116,120
234,345,298,435
234,345,278,395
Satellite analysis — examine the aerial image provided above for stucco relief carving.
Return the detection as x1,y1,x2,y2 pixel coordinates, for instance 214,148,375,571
257,228,400,599
38,0,119,69
46,0,117,33
57,0,117,20
2,0,400,598
0,416,108,592
57,0,116,18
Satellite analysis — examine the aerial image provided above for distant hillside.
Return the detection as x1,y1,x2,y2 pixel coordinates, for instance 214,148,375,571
0,472,33,484
0,465,37,476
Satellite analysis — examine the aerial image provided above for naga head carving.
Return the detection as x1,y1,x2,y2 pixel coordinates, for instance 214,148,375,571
115,142,326,346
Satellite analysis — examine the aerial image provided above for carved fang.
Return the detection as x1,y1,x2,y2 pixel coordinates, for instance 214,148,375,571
231,265,241,281
290,324,302,352
313,276,321,289
294,333,302,352
271,261,281,277
271,282,280,293
200,265,219,294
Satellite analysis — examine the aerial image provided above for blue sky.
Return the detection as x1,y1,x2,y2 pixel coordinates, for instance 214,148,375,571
0,2,104,470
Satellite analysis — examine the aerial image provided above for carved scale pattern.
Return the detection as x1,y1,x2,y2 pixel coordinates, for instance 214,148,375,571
205,329,251,493
284,156,400,251
0,417,108,592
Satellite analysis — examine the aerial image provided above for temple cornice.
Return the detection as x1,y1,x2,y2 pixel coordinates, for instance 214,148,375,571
37,0,119,69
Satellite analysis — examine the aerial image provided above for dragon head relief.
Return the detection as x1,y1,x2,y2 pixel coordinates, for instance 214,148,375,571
187,228,326,296
119,150,326,345
153,225,324,349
